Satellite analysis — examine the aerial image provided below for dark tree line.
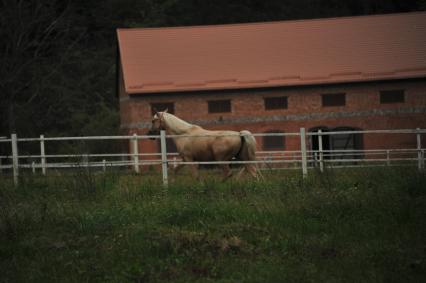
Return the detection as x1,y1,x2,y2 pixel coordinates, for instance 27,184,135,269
0,0,424,138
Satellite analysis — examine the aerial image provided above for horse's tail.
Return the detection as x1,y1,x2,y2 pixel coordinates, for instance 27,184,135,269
239,130,263,180
239,130,256,161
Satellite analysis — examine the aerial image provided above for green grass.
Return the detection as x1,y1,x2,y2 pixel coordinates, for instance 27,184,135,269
0,168,425,282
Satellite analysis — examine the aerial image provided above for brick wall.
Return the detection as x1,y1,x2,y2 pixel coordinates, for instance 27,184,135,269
120,79,426,153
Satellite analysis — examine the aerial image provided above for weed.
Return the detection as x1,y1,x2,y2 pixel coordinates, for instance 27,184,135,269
0,168,425,282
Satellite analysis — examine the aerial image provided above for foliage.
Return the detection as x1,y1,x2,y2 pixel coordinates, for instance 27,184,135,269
0,0,424,138
0,168,425,282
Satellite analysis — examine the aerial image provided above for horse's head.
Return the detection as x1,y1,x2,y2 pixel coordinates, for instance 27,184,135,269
147,109,168,139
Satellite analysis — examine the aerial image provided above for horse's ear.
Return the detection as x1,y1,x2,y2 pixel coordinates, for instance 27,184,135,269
152,107,158,115
163,108,168,113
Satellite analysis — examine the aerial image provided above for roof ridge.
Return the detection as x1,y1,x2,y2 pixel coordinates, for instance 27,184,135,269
116,11,426,32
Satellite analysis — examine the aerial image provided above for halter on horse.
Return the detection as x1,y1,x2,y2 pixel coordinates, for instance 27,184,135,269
148,109,262,180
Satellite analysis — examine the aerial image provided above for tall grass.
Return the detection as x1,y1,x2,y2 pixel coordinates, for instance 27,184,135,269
0,167,425,282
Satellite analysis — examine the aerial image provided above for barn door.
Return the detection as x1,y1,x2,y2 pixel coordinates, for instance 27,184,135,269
330,127,363,160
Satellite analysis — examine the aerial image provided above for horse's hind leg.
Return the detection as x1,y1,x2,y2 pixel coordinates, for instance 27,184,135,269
236,167,246,180
247,164,264,181
253,166,265,181
221,164,233,181
190,164,200,181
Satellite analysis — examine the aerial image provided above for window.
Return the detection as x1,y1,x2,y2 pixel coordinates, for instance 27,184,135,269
330,127,363,160
151,102,175,115
380,90,405,104
264,96,288,110
208,100,231,113
263,131,285,150
322,93,346,107
331,127,363,150
309,126,363,161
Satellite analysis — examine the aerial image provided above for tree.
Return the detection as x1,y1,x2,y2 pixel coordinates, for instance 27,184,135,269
0,0,423,140
0,0,82,136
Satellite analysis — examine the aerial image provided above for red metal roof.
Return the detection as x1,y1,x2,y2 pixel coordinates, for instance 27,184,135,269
117,12,426,94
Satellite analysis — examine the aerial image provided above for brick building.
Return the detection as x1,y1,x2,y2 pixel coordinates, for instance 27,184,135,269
117,12,426,154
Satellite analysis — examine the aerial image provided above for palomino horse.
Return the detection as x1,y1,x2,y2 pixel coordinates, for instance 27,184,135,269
147,110,262,180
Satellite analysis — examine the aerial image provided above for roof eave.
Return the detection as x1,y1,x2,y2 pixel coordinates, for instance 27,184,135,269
125,74,426,95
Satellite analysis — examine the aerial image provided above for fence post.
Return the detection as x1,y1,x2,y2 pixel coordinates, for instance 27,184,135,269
102,159,106,172
160,130,168,187
132,133,139,173
386,150,390,166
318,129,324,173
300,128,308,178
0,156,2,175
417,128,423,171
40,134,46,175
11,133,19,186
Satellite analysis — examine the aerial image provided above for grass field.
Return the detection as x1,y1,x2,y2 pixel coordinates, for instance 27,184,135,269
0,168,425,282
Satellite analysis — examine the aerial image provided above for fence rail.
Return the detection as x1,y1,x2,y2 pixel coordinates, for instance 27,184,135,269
0,128,424,186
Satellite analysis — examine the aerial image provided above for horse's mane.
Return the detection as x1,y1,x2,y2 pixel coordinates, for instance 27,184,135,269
162,112,194,134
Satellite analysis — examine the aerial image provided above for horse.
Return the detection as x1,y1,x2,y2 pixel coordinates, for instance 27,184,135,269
147,109,262,180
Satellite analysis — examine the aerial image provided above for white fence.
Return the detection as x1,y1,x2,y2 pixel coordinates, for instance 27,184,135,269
0,128,425,186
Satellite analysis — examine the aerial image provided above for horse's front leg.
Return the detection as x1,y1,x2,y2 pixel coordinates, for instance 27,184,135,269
170,163,185,182
183,156,200,181
174,163,184,173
